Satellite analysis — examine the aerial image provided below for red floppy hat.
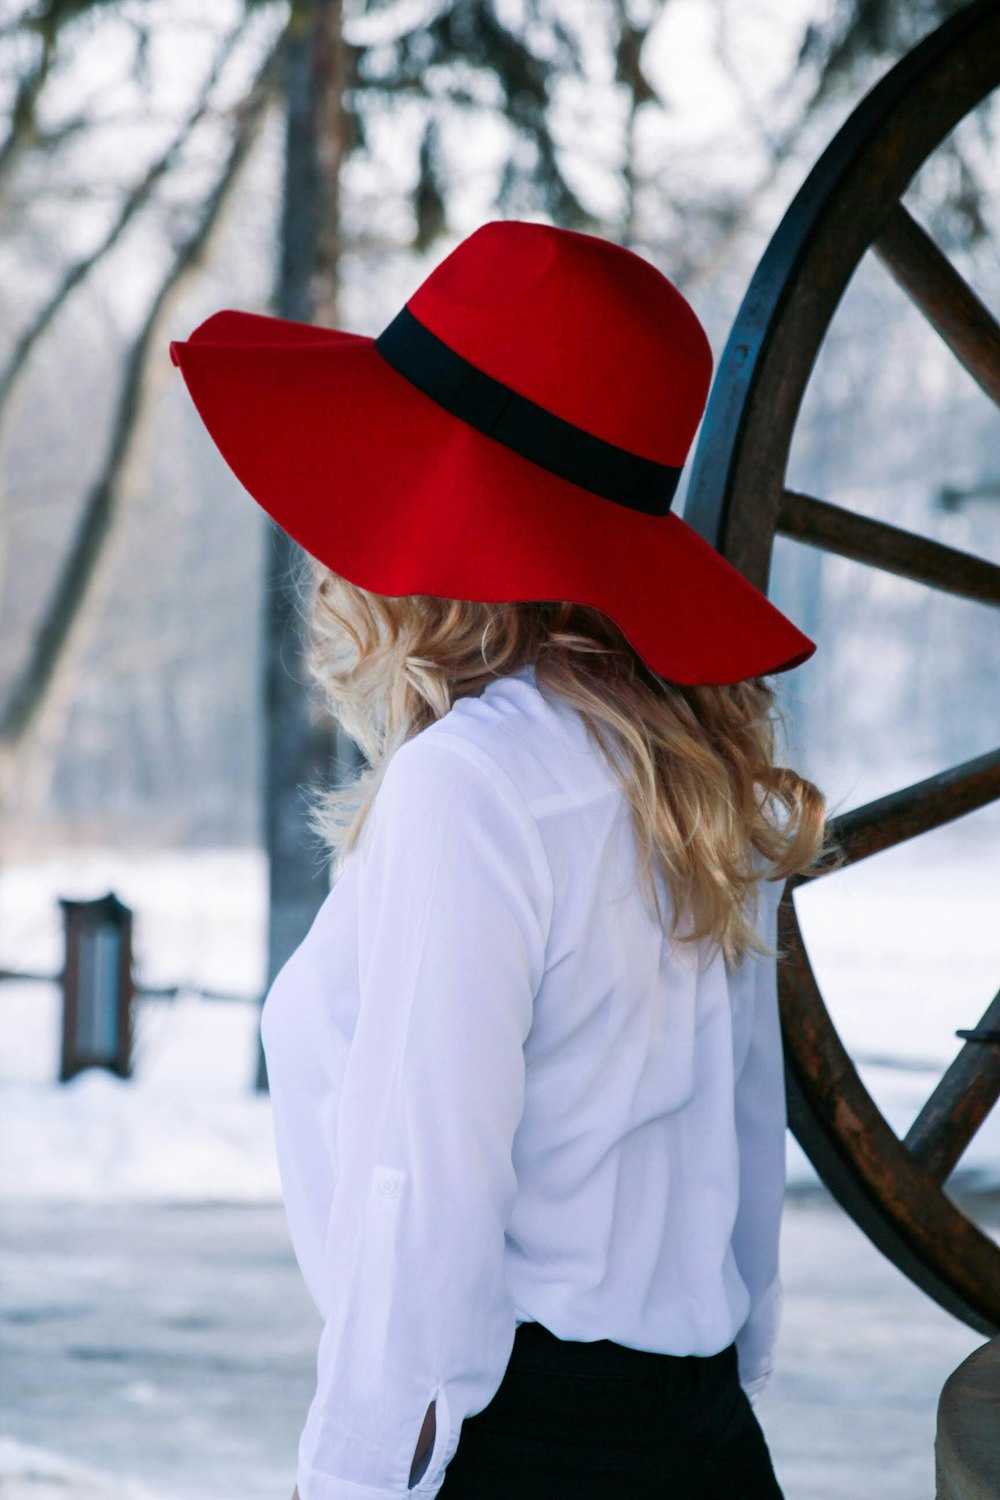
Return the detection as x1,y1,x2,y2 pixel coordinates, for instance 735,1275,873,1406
169,219,816,686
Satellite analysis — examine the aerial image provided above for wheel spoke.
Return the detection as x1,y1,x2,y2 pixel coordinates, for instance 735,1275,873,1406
904,988,1000,1183
778,489,1000,606
788,747,1000,883
872,201,1000,408
778,901,1000,1332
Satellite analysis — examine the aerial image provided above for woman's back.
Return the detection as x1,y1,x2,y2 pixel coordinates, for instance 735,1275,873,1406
260,661,787,1495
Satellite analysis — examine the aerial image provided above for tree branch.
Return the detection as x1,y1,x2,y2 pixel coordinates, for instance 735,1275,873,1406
0,29,287,816
0,22,56,188
0,15,251,421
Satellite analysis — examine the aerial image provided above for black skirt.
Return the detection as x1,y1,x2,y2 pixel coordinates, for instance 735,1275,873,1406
436,1318,785,1499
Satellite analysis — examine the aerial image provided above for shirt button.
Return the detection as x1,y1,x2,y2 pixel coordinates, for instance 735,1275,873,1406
376,1173,400,1197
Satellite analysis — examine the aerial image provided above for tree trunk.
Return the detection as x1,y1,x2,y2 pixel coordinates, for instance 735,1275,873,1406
256,0,358,1092
0,42,280,824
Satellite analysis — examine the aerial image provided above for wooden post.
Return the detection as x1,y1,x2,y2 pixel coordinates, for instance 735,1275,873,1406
58,893,134,1082
935,1335,1000,1499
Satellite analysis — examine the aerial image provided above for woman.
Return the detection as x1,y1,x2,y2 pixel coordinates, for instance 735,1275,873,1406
170,220,838,1499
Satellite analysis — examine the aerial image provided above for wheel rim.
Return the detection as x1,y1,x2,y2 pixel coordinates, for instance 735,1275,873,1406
685,0,1000,1335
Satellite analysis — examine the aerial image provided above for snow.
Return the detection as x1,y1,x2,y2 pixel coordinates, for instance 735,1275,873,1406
2,1196,996,1500
0,848,280,1207
1,837,997,1500
1,829,997,1205
0,1435,163,1500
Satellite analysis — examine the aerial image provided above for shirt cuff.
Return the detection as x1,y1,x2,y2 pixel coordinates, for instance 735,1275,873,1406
734,1273,782,1401
299,1465,446,1500
740,1365,774,1406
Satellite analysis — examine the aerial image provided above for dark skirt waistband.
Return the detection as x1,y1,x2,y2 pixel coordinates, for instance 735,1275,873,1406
511,1317,738,1382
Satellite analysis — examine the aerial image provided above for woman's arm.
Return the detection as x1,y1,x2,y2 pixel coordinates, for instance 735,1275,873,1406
288,735,551,1496
290,1397,435,1497
730,875,788,1403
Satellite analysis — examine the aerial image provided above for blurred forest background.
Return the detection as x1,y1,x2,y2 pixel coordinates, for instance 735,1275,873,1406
0,0,996,908
1,8,997,1493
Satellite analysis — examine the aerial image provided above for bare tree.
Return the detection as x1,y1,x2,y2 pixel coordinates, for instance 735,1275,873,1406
0,0,990,1088
1,26,284,813
257,0,352,1091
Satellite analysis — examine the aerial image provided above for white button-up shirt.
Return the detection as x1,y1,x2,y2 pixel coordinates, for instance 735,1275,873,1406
260,662,788,1500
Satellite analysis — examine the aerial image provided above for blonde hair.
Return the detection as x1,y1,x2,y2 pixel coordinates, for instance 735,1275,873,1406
302,556,843,971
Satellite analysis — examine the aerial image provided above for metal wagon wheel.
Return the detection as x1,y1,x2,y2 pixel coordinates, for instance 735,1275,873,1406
685,0,1000,1335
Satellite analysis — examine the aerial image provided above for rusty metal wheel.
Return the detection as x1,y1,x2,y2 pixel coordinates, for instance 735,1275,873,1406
685,0,1000,1335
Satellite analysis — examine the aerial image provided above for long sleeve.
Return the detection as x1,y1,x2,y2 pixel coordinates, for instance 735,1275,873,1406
296,729,554,1500
730,873,788,1408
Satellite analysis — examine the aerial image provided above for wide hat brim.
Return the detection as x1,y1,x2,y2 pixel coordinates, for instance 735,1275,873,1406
169,308,816,686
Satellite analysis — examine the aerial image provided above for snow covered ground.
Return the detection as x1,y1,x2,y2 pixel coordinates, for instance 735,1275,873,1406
2,1192,994,1500
2,822,998,1204
0,828,997,1497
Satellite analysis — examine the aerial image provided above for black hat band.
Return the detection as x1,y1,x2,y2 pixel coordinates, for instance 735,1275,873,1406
374,306,681,518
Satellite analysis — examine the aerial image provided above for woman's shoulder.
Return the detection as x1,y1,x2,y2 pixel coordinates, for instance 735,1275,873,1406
417,664,618,817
